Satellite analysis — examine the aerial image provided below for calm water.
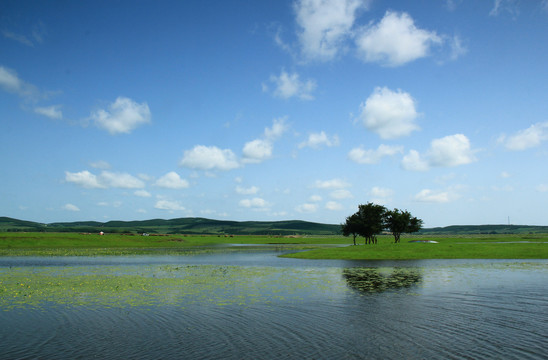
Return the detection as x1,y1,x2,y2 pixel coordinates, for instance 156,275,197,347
1,248,547,359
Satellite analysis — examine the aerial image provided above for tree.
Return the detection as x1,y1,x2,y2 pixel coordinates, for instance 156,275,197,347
385,208,423,243
341,213,362,245
356,202,387,245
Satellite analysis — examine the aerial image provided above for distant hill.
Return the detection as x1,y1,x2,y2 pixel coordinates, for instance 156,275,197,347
0,217,341,235
418,224,548,235
1,217,547,235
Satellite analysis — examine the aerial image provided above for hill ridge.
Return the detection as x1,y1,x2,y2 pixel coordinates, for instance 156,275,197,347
1,217,548,235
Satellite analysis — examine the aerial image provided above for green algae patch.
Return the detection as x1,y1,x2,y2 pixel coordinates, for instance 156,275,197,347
0,264,349,310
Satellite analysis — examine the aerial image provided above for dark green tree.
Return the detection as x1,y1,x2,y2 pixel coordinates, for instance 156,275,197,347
356,202,387,244
385,208,423,243
341,213,362,245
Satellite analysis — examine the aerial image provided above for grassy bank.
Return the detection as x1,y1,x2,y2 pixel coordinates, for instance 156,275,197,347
1,232,547,259
282,235,548,260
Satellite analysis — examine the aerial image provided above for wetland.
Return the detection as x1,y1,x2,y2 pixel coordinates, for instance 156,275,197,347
1,244,547,359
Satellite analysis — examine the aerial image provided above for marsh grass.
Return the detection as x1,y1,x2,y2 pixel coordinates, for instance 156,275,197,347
1,232,547,259
283,235,548,260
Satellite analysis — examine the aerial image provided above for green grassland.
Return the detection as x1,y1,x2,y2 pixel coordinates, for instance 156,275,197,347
0,232,547,259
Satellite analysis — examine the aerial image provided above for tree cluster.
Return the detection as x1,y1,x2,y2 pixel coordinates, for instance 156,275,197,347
341,203,423,244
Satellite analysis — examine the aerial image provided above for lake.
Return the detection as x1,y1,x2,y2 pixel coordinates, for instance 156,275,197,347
1,246,547,359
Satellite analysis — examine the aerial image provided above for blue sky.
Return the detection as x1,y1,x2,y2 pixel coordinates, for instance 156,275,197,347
1,0,548,227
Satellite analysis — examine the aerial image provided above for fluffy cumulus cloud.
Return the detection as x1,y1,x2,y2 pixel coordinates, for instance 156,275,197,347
242,118,289,164
402,134,476,171
236,186,259,195
428,134,477,167
134,189,152,197
65,170,105,189
296,203,318,213
294,0,368,61
63,203,80,212
91,97,151,135
313,178,350,189
242,139,273,164
154,199,185,211
360,87,419,139
100,171,145,188
348,144,403,164
299,131,339,149
414,189,456,203
65,170,145,189
155,171,189,189
355,11,442,66
239,197,270,210
180,145,240,171
499,121,548,151
267,69,316,100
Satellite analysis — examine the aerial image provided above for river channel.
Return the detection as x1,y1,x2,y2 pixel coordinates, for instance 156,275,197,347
1,246,547,359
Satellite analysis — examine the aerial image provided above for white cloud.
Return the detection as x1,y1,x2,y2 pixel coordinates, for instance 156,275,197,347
299,131,339,149
500,171,511,178
355,11,442,66
309,195,322,202
268,69,317,100
348,144,403,164
330,189,353,199
500,122,548,151
154,199,185,211
242,118,289,164
155,171,189,189
264,117,289,140
0,65,37,98
34,105,63,119
370,186,394,199
91,97,151,135
325,201,343,211
134,190,152,197
239,197,270,210
449,35,467,61
65,170,145,189
294,0,368,61
414,189,454,203
402,134,477,171
63,203,80,212
65,170,105,189
428,134,477,167
296,203,318,213
236,186,259,195
401,150,429,171
100,171,145,189
180,145,240,171
314,178,350,189
242,139,273,163
360,87,419,139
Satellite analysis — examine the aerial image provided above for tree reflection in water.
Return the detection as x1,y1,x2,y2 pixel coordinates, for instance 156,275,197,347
342,267,422,293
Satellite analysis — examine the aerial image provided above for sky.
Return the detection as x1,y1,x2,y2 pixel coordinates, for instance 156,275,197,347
1,0,548,228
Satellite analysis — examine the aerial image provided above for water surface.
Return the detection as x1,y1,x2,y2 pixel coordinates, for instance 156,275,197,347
1,248,546,359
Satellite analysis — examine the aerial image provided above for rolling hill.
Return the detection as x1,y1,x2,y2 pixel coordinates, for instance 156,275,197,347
1,217,547,235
